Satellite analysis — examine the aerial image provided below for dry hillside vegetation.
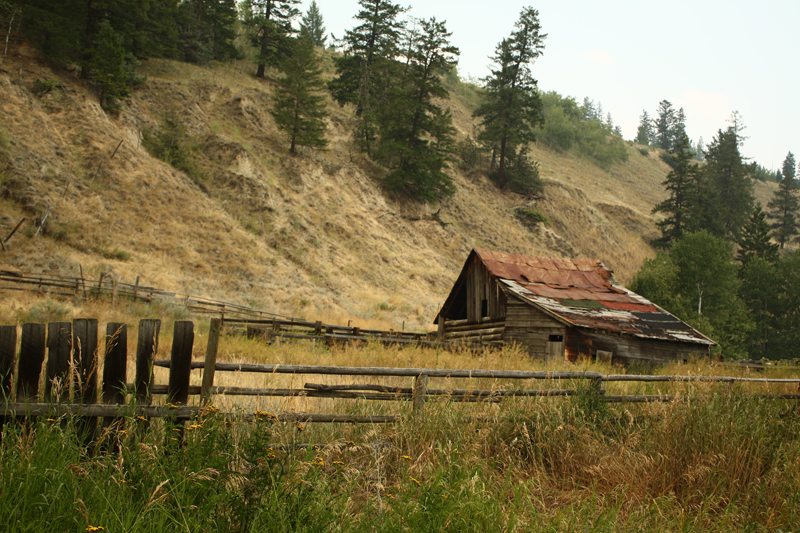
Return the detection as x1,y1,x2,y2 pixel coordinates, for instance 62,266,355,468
0,51,777,330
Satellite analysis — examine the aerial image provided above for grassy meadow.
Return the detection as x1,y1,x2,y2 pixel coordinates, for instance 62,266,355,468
2,295,800,532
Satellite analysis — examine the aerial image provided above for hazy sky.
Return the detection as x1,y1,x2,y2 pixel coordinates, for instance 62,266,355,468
302,0,798,171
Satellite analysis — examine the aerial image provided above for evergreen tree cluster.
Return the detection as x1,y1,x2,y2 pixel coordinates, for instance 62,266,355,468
9,0,242,106
329,0,461,200
637,122,800,359
636,100,700,161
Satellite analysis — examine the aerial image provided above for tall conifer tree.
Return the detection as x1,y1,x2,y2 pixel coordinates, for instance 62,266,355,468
244,0,300,78
767,152,800,248
701,127,754,240
736,203,779,265
652,133,698,246
328,0,406,155
301,0,326,46
378,17,459,200
473,6,546,189
271,28,328,154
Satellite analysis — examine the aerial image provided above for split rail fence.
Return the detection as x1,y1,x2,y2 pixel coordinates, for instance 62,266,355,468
2,318,800,445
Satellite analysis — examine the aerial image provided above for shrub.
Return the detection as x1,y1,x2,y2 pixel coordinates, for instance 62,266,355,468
504,147,543,195
638,147,649,157
514,205,550,227
142,112,204,185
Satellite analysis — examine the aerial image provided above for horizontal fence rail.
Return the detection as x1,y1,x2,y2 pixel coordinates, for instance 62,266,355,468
1,318,800,451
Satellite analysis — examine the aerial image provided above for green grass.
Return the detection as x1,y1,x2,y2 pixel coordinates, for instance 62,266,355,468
2,389,799,532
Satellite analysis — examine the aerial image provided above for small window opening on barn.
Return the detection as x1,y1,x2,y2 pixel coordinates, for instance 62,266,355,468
481,299,488,318
548,334,563,342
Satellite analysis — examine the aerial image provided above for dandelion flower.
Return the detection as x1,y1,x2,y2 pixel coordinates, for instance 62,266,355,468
400,455,411,460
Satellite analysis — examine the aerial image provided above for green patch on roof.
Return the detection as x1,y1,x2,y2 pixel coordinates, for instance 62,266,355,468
559,299,604,308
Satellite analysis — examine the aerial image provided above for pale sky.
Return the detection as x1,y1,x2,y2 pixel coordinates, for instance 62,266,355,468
305,0,799,171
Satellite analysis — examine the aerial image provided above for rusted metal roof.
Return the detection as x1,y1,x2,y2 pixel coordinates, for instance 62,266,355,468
473,249,715,346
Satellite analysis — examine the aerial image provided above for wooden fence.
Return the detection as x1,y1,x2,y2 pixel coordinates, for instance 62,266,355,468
0,269,290,321
2,318,800,445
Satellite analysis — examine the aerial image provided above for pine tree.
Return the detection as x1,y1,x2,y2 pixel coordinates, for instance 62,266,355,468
244,0,300,78
652,133,698,246
301,0,326,46
473,7,546,189
178,0,239,63
767,152,800,248
736,203,779,265
673,107,687,143
654,99,676,151
582,97,595,122
378,17,459,200
701,127,754,240
85,19,130,109
695,137,704,162
636,110,652,146
271,28,329,154
328,0,406,154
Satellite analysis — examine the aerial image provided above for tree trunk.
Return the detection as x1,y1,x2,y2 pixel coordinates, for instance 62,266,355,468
497,136,507,189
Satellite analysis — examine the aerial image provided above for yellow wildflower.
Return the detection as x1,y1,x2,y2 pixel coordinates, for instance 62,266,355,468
400,455,411,461
411,478,421,486
86,526,104,531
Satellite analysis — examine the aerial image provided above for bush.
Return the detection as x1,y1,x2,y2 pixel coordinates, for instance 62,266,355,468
504,147,543,195
638,147,649,157
514,205,550,227
142,112,203,184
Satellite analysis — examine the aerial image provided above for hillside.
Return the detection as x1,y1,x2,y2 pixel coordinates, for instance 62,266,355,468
0,48,778,330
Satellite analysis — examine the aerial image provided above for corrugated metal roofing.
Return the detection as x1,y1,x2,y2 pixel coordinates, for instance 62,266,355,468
473,249,715,346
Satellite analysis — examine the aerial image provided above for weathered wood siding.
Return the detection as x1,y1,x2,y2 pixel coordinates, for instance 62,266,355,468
504,297,566,360
567,330,710,365
465,257,506,322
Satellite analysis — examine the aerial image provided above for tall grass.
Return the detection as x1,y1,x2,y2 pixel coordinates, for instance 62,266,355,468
2,387,798,531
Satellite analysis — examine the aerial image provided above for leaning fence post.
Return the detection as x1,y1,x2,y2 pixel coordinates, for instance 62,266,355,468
167,320,194,444
134,319,160,432
201,319,220,406
45,322,71,402
0,325,18,432
73,318,98,442
412,374,428,413
102,323,127,444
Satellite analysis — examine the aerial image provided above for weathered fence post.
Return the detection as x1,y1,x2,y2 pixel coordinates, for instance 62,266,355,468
0,325,16,399
102,323,127,445
167,321,194,444
412,374,428,414
16,323,46,403
201,318,220,406
135,319,160,407
73,318,98,442
45,322,71,402
0,325,17,432
437,316,445,341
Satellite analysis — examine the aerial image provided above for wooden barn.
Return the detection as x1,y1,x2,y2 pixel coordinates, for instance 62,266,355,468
434,249,715,365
